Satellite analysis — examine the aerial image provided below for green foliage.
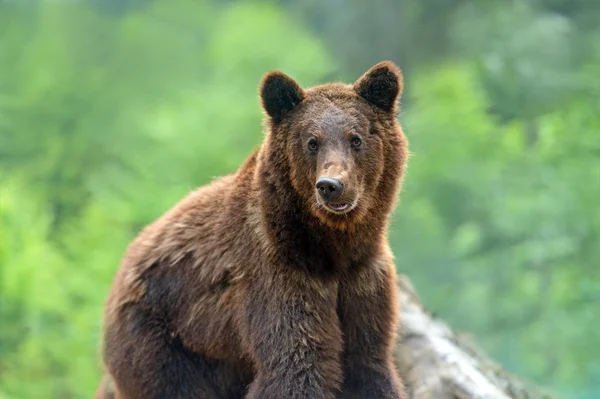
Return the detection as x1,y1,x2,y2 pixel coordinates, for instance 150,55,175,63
391,63,600,395
1,0,599,398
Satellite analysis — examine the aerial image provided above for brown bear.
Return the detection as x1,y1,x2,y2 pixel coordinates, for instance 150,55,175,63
96,61,409,399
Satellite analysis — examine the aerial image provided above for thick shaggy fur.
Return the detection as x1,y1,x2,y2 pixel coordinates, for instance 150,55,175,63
96,61,409,399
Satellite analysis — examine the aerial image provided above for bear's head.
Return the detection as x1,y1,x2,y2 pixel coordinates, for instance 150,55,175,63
259,61,408,230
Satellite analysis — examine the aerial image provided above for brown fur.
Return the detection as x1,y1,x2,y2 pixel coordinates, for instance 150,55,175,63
97,61,409,399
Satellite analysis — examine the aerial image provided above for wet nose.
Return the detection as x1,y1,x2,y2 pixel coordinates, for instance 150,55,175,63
316,177,344,202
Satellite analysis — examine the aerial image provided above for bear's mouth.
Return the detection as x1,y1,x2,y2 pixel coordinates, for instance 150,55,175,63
327,203,349,211
323,202,353,214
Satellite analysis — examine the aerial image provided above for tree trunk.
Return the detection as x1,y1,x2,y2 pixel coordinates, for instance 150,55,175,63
394,275,561,399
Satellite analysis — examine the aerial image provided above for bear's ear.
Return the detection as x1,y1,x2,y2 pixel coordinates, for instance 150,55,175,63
259,71,305,123
353,61,403,113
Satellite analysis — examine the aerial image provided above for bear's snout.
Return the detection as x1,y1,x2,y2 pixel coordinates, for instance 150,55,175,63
316,177,344,202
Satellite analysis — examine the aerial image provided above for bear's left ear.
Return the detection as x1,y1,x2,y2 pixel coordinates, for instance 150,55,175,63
259,71,305,123
353,61,403,113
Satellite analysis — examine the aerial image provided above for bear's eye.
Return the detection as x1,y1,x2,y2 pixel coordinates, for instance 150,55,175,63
307,138,319,152
351,137,362,148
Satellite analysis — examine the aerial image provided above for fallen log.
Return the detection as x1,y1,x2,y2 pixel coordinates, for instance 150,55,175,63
394,275,561,399
96,274,562,398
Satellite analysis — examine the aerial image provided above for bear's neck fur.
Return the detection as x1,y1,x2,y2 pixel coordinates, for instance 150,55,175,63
251,117,407,278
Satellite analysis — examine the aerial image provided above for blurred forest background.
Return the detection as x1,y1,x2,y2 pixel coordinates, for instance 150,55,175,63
1,0,599,398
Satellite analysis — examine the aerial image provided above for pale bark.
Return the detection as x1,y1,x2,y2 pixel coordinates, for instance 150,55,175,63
394,275,561,399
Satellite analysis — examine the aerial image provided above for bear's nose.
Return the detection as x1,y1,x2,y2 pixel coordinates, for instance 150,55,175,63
316,177,344,202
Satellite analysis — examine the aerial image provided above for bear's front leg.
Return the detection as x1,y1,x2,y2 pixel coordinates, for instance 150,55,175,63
339,256,406,399
242,270,343,399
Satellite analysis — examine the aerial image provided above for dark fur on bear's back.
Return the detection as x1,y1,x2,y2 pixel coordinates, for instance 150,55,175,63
97,61,409,399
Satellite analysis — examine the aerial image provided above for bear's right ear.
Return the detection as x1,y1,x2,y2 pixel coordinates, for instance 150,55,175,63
259,71,305,123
